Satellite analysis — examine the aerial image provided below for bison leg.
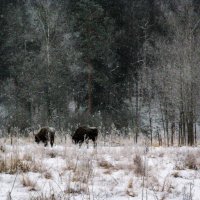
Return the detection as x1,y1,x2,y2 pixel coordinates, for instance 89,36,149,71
50,140,54,147
50,136,54,147
92,138,97,148
44,138,48,147
86,139,89,149
79,142,82,148
44,141,48,147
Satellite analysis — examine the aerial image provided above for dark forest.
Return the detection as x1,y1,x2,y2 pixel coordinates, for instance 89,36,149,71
1,0,200,146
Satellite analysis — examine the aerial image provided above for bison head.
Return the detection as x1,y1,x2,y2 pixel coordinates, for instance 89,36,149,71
35,135,40,143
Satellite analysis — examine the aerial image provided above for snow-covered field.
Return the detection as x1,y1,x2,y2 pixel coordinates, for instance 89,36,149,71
0,135,200,200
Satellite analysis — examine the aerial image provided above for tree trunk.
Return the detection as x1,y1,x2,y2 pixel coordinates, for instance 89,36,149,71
150,117,153,146
178,120,182,146
46,25,51,125
164,101,169,146
159,100,166,146
46,86,51,125
194,122,197,146
166,118,169,147
171,122,175,146
182,111,186,145
148,101,153,146
135,73,139,143
87,60,93,115
187,111,194,146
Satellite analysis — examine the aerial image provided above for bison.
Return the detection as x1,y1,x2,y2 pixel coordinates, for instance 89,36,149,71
72,126,98,147
34,127,55,147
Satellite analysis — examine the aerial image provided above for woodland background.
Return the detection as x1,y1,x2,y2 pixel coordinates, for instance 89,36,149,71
1,0,200,146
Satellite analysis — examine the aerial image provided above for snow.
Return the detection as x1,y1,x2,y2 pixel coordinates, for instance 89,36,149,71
0,137,200,200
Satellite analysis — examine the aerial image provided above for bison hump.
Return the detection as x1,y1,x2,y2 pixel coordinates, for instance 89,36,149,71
48,127,55,132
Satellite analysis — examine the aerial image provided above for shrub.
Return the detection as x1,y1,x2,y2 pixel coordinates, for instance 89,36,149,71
184,153,197,170
133,155,145,176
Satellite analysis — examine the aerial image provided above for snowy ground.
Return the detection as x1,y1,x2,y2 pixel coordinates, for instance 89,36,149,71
0,135,200,200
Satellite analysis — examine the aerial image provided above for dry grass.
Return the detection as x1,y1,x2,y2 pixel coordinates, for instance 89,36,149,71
175,151,198,170
127,178,133,189
65,183,87,194
126,178,137,197
133,154,145,176
43,171,52,179
184,153,198,170
29,193,57,200
22,153,33,161
161,176,174,193
147,175,160,191
0,135,200,200
46,150,57,158
21,174,38,191
0,143,6,152
72,160,93,184
171,171,181,178
64,157,78,171
65,170,90,196
98,159,114,169
0,147,45,174
0,155,31,174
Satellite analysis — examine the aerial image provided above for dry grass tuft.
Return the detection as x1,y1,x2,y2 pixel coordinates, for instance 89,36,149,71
43,171,52,179
127,178,133,189
171,171,181,178
64,159,77,171
126,190,137,197
72,168,91,183
47,150,57,158
0,153,45,174
29,193,57,200
0,156,31,174
0,144,6,152
22,153,33,161
184,153,197,170
72,159,93,184
65,184,87,194
133,154,145,176
21,174,38,191
161,176,174,193
175,152,198,170
98,159,114,169
0,159,6,172
126,178,137,197
146,175,160,191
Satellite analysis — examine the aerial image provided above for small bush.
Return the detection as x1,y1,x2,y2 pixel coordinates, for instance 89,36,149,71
43,171,52,179
147,175,160,191
47,151,57,158
21,175,37,191
0,159,6,172
98,159,114,169
126,178,137,197
0,144,6,152
23,153,33,161
184,154,197,170
65,185,87,194
171,171,181,178
127,178,133,189
0,156,31,174
72,159,93,184
133,155,144,176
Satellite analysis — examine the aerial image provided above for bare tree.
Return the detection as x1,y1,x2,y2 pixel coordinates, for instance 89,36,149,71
154,1,200,146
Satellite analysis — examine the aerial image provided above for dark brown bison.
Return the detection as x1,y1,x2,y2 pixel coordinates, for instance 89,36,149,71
72,126,98,147
34,127,55,147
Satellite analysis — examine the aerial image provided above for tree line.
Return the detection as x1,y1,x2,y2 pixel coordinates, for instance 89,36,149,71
0,0,200,146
